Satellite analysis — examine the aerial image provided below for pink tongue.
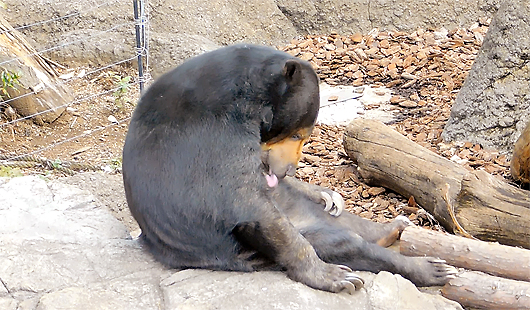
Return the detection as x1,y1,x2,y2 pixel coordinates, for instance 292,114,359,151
265,173,278,188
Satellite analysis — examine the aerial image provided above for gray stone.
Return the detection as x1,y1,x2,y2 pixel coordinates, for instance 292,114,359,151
276,0,499,35
2,0,296,77
56,171,138,232
3,0,497,77
147,32,220,77
275,0,371,35
367,272,460,310
48,29,136,68
0,297,18,310
0,176,167,309
35,271,163,310
443,0,530,153
0,175,463,309
368,0,499,33
161,269,462,310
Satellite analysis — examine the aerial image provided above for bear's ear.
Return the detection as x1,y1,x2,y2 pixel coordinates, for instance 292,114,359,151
283,59,302,85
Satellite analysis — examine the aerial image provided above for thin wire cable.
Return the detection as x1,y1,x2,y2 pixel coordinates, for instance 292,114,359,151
0,55,140,109
1,81,140,127
0,22,134,67
0,2,148,163
3,115,132,162
0,0,121,35
320,95,363,108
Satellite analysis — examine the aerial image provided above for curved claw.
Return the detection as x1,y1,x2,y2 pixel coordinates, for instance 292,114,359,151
345,274,365,290
340,280,358,294
321,192,333,212
337,265,364,293
445,266,458,275
329,191,344,217
340,273,364,294
320,191,344,217
338,264,353,272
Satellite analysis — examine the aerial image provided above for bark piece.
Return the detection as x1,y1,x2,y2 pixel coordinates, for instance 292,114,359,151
511,120,530,184
343,119,530,248
0,15,71,124
400,226,530,282
441,271,530,310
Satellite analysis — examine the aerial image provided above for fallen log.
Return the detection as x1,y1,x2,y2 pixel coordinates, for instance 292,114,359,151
441,271,530,310
400,226,530,282
0,15,71,124
343,119,530,248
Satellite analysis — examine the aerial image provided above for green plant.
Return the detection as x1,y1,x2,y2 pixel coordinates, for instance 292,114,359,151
0,166,23,177
50,159,63,170
38,171,51,181
112,74,132,106
109,157,122,171
0,70,22,99
101,157,122,173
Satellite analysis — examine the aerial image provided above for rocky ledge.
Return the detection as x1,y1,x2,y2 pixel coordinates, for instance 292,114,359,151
0,175,462,309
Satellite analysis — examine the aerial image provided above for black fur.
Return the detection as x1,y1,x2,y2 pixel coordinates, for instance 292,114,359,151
123,44,453,293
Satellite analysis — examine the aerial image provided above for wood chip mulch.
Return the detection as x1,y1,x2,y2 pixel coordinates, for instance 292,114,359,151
287,21,516,229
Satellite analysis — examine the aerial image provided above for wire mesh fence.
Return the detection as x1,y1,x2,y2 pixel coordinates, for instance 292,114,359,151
0,0,343,177
0,0,150,175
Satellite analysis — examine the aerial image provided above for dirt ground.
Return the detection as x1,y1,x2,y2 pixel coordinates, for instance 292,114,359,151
0,66,139,171
0,26,522,233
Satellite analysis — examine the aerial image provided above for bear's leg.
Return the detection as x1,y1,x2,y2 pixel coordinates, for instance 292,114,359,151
233,209,364,293
274,180,456,286
332,211,411,247
300,223,456,286
277,178,410,247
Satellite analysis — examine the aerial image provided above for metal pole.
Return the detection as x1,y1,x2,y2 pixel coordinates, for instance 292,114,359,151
133,0,145,93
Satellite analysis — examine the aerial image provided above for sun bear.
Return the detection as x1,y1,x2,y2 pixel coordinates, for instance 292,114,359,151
122,44,455,293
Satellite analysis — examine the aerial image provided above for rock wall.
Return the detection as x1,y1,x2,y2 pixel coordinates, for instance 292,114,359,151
2,0,498,76
276,0,499,35
442,0,530,153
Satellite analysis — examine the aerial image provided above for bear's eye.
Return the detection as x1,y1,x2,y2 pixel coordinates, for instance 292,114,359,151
291,133,302,140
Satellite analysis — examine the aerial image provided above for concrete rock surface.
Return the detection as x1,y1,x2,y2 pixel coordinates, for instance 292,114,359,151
3,0,497,77
443,0,530,153
0,175,463,310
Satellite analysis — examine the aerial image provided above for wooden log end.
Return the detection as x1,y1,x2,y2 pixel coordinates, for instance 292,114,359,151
511,120,530,184
442,271,530,309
